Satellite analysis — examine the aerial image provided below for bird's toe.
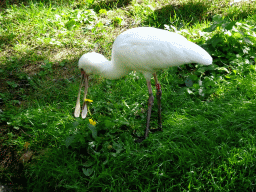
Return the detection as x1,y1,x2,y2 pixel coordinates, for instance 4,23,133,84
134,137,145,143
149,127,163,133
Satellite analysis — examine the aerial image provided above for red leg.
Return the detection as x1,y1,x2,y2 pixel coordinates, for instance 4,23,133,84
135,79,154,142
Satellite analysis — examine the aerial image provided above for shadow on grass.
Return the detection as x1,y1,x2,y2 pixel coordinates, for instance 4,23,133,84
143,0,256,29
143,1,212,29
89,0,132,12
0,51,81,190
23,94,256,191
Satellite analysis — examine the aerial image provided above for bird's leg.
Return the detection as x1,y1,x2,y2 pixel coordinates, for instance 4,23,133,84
153,73,162,131
144,79,154,139
134,79,154,143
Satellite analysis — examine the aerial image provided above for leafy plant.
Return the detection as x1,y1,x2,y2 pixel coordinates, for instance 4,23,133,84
38,60,53,76
203,14,256,68
64,9,97,30
112,16,122,26
6,80,18,88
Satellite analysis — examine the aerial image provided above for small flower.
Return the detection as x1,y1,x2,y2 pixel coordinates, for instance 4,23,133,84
89,119,96,126
24,142,30,150
84,99,93,103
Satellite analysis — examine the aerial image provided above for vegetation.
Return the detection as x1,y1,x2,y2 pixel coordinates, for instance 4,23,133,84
1,0,256,191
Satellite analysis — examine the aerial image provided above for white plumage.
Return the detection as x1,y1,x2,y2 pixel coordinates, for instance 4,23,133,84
75,27,212,141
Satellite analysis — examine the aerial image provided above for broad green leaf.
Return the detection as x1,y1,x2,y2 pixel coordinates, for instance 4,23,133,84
65,19,76,30
82,168,93,176
104,119,115,128
223,21,236,30
197,68,206,73
203,24,217,32
213,15,223,24
7,81,18,88
65,135,75,148
189,75,198,81
193,83,200,89
88,124,97,139
233,32,242,38
210,36,224,47
113,142,123,154
216,67,229,73
249,65,256,71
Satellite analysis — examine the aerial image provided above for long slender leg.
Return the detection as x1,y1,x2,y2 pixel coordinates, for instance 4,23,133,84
144,79,154,138
134,79,154,143
153,73,163,131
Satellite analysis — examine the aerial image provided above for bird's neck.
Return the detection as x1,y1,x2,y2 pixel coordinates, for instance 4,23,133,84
96,60,130,80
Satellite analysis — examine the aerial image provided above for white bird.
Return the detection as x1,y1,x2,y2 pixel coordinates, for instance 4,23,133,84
74,27,212,142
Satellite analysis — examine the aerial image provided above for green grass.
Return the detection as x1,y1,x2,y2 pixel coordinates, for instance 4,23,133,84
1,0,256,191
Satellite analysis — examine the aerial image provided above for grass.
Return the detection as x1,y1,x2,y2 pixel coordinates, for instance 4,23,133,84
1,0,256,191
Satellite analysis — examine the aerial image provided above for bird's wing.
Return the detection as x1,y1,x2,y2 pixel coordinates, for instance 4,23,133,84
112,27,211,74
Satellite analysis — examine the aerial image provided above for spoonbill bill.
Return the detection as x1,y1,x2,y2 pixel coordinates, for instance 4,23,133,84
74,27,212,142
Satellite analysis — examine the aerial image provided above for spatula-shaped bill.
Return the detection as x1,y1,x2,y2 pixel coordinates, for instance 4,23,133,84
74,70,89,118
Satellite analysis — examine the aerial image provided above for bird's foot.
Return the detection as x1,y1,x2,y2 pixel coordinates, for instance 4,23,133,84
132,127,162,143
132,131,146,143
149,127,163,133
134,137,145,143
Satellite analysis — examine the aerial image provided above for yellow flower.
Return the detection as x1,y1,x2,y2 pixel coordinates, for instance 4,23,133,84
89,119,96,126
84,99,93,103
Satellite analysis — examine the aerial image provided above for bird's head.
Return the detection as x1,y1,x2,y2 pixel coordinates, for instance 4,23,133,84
74,52,108,119
78,52,108,75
